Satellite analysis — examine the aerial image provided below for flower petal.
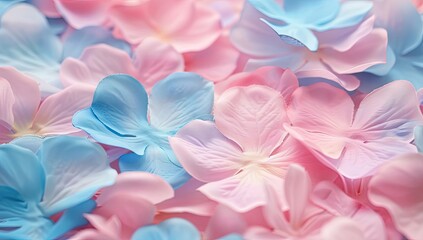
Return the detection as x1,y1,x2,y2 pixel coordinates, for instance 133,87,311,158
0,144,44,202
322,29,388,74
97,171,174,206
321,217,365,240
54,0,113,29
353,80,423,141
261,20,318,52
38,136,117,216
288,83,354,133
216,67,299,100
368,153,423,240
119,145,190,188
133,38,184,91
199,171,279,212
149,72,214,132
132,218,201,240
373,0,423,55
0,78,15,126
315,1,373,31
62,26,131,59
169,120,243,183
72,108,151,155
0,67,41,130
33,85,94,135
184,35,239,82
90,74,149,136
0,4,62,95
215,85,287,156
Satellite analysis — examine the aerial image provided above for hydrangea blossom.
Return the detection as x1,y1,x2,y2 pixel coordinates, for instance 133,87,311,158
0,136,117,239
73,73,214,187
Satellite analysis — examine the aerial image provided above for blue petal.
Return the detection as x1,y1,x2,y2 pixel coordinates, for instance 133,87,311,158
247,0,285,21
46,200,96,240
37,136,117,216
62,26,131,59
10,135,46,153
261,19,318,51
282,0,340,25
119,145,191,189
149,72,214,132
131,218,200,240
131,225,166,240
0,144,45,202
91,74,149,136
358,42,423,92
73,108,152,155
0,3,62,96
373,0,422,55
0,186,53,240
315,1,372,31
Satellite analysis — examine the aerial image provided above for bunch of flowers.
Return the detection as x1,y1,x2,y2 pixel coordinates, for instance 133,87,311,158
0,0,423,239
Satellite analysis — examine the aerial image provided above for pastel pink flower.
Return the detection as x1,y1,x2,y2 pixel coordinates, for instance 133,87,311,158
215,66,299,99
231,5,387,90
285,80,423,179
60,41,183,92
109,0,221,53
184,34,240,82
170,85,330,212
245,164,386,240
71,172,174,240
368,153,423,240
0,67,93,143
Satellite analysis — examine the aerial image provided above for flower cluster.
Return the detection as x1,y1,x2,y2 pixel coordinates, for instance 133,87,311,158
1,0,423,239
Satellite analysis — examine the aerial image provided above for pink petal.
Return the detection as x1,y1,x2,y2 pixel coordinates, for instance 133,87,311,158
169,120,243,182
55,0,114,29
284,164,312,227
216,66,299,101
338,138,417,179
199,171,280,212
0,67,40,130
368,153,423,240
97,172,174,206
205,204,247,239
168,3,221,52
215,85,288,156
317,16,376,52
184,35,239,82
60,58,94,88
353,80,423,141
158,178,217,216
0,78,15,127
321,29,388,74
133,38,184,91
287,83,354,136
32,85,94,135
321,217,365,240
79,44,136,84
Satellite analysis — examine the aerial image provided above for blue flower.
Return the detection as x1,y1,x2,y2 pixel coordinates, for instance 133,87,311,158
247,0,372,51
0,3,129,96
0,136,117,239
131,218,200,240
73,73,214,188
358,0,423,91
